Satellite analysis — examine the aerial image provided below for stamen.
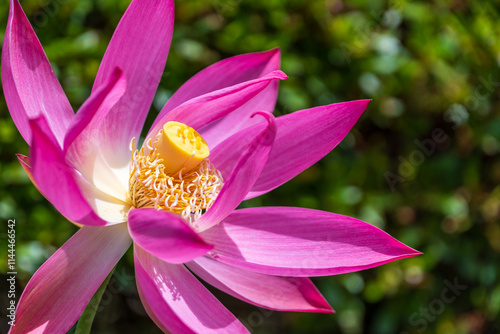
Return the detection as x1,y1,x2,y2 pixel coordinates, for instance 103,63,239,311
128,122,223,224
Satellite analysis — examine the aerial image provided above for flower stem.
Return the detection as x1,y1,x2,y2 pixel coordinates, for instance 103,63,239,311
75,267,116,334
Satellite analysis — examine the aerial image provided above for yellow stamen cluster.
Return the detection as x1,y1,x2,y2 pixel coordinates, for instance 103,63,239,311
128,122,223,223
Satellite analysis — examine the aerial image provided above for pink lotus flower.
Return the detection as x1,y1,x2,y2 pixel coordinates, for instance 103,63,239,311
3,0,420,333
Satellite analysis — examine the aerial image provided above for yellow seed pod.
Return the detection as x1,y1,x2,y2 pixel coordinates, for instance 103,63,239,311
156,121,209,174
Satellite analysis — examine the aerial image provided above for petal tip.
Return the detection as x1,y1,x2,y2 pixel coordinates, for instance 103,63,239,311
403,244,422,257
268,47,281,56
268,70,288,80
356,98,372,109
15,153,29,163
313,299,335,314
321,307,335,314
276,70,288,80
396,246,422,260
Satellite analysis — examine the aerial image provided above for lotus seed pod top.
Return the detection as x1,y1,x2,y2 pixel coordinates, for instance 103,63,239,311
157,121,210,174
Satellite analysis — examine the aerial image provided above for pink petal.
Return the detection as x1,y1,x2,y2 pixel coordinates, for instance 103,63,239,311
146,70,287,141
187,256,333,313
64,68,129,201
153,49,281,147
201,207,421,277
212,100,370,200
9,224,131,334
128,209,213,264
72,176,131,225
16,154,35,187
64,67,126,153
2,0,74,147
248,100,370,198
195,112,277,232
30,116,107,226
92,0,174,170
134,246,249,334
157,49,280,113
16,154,86,228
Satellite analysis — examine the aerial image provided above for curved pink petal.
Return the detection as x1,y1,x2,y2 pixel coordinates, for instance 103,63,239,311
92,0,174,170
128,208,213,264
201,207,421,277
30,116,107,226
195,112,277,232
146,70,287,141
134,246,249,334
248,100,370,198
2,0,74,147
212,100,370,200
153,49,282,147
9,224,131,334
157,49,281,114
199,76,279,149
16,154,35,186
188,256,333,313
64,68,129,201
64,68,126,154
16,154,87,227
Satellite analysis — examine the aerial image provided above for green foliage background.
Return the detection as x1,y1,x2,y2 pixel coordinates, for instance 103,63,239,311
1,0,499,333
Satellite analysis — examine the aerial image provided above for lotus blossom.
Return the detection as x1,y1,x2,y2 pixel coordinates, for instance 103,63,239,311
3,0,420,333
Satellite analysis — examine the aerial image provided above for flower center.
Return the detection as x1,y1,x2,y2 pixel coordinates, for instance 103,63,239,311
128,121,223,222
